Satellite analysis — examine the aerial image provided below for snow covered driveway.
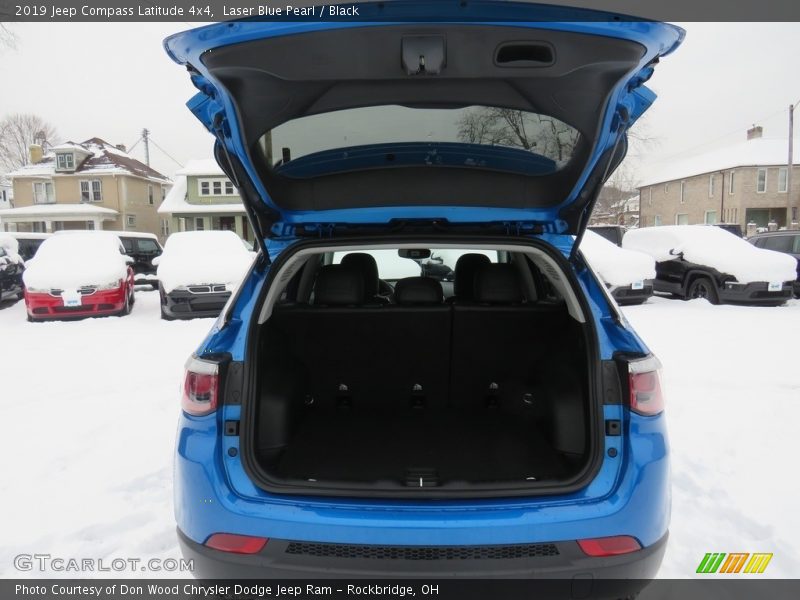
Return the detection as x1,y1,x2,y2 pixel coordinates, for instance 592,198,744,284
0,291,798,578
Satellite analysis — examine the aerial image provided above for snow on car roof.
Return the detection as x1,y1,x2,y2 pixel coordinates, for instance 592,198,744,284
580,229,655,287
157,230,254,293
623,225,797,284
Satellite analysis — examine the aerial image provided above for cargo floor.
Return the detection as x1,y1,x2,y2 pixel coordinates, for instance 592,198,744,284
270,410,574,485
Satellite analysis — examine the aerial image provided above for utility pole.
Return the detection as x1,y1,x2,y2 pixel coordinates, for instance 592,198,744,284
142,128,150,167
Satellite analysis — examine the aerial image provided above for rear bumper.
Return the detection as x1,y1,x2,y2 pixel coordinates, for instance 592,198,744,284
25,288,126,319
162,288,231,319
178,528,667,584
609,282,653,305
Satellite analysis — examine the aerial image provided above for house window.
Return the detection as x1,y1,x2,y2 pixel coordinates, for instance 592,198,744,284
704,210,717,224
195,217,205,231
87,221,95,230
126,214,136,228
198,178,237,197
161,219,170,237
648,187,653,207
756,168,767,193
148,184,154,205
33,181,55,204
55,153,74,171
675,213,689,225
680,181,686,204
654,215,662,226
778,167,788,193
161,186,167,201
708,174,715,198
729,170,735,194
80,180,102,202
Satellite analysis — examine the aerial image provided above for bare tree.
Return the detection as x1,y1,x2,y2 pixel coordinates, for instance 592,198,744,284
0,24,17,50
0,114,60,173
456,107,579,165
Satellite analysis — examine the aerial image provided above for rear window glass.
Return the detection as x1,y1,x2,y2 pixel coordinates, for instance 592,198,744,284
137,239,160,253
262,105,579,177
761,235,795,253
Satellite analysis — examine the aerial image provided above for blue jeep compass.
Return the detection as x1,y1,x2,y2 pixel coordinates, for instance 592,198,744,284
166,1,680,591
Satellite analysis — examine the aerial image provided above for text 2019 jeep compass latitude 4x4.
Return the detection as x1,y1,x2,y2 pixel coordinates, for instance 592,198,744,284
166,2,681,593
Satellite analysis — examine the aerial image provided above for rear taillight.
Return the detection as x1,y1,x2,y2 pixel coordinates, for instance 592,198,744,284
578,536,642,557
628,355,664,416
205,533,268,554
181,356,219,416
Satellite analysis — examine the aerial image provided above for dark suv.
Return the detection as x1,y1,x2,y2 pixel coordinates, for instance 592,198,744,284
749,230,800,297
118,233,163,286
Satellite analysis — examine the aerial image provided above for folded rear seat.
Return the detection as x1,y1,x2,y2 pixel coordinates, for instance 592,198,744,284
450,263,568,412
267,267,451,412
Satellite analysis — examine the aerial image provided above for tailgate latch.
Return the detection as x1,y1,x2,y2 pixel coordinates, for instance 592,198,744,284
402,36,446,75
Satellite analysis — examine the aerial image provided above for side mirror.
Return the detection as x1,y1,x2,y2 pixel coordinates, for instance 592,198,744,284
668,248,683,257
151,256,161,267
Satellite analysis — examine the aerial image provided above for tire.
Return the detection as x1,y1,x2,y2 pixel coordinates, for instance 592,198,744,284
687,276,720,304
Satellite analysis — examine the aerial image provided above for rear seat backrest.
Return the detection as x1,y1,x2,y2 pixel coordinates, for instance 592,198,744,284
268,274,451,412
451,263,566,410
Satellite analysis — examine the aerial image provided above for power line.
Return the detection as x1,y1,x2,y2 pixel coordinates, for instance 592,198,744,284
148,136,184,168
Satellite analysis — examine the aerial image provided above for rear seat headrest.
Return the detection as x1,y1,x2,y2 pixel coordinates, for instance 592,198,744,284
394,277,444,305
454,253,491,299
341,253,380,298
313,265,364,306
474,264,523,304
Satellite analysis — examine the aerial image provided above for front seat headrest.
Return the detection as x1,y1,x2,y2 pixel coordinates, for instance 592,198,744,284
394,277,444,305
340,252,380,298
474,264,523,304
313,265,364,306
454,253,492,299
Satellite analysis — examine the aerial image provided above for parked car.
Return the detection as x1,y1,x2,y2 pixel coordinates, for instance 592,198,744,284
22,232,135,321
748,230,800,297
165,6,683,591
0,234,25,302
117,232,163,287
713,223,743,238
7,232,51,261
624,225,796,305
588,225,626,247
155,230,254,320
580,230,655,305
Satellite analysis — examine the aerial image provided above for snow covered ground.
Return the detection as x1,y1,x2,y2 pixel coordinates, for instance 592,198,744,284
0,290,798,578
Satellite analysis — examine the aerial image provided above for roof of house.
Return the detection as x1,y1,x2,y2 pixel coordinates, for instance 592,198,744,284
158,173,246,216
6,138,170,183
640,136,800,188
0,204,119,218
174,158,224,177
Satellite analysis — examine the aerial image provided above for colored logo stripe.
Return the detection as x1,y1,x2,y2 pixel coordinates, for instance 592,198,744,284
696,552,773,574
744,553,773,574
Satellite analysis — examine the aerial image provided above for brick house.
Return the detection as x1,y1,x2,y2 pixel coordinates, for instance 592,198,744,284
1,138,170,237
638,127,800,231
158,159,252,242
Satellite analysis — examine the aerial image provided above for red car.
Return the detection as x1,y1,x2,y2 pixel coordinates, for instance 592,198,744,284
22,232,135,321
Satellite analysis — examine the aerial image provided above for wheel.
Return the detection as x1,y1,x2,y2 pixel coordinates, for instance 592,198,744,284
687,276,720,304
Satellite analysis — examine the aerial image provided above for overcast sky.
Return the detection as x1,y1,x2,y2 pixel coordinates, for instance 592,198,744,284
2,21,800,182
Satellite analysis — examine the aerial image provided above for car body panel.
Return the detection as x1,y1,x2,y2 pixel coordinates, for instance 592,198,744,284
164,4,684,245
